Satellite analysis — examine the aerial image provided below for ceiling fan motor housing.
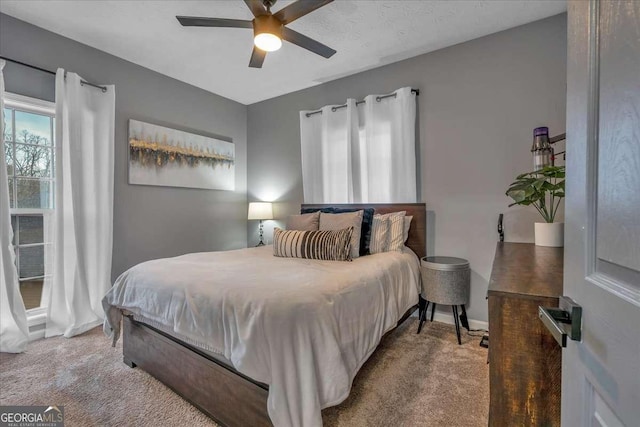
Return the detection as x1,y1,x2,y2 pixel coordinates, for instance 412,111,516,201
254,14,282,39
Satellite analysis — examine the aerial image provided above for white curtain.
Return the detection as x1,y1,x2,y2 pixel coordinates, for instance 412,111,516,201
0,59,30,353
45,70,115,338
300,99,359,203
300,87,417,203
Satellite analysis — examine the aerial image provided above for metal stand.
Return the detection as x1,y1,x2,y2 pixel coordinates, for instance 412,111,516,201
417,301,430,334
416,301,438,334
256,220,265,246
460,304,470,330
453,306,461,345
417,302,467,346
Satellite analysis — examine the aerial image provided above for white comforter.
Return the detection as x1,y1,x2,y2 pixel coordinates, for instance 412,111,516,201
103,245,420,427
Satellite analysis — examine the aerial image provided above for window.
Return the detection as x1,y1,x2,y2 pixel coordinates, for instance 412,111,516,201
3,93,55,312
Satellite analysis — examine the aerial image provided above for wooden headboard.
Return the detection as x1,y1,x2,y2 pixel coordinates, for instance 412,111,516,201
301,203,426,259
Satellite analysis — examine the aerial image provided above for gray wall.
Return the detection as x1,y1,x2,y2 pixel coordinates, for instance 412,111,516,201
0,13,248,282
247,14,567,323
2,12,567,323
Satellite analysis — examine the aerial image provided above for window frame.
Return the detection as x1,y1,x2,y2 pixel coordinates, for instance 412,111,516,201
4,92,55,320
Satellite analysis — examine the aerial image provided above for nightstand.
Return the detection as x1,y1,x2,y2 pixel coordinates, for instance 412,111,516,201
417,256,470,344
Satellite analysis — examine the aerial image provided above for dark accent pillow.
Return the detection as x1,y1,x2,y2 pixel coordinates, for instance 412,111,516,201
300,207,375,256
273,227,353,261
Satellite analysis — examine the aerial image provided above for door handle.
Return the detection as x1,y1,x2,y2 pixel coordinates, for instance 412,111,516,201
539,296,582,347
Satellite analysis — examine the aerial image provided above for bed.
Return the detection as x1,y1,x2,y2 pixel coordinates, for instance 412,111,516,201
103,203,426,427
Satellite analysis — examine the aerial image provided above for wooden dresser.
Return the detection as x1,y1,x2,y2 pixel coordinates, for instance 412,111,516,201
488,242,563,426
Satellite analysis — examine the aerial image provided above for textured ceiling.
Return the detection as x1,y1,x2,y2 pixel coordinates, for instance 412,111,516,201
0,1,566,104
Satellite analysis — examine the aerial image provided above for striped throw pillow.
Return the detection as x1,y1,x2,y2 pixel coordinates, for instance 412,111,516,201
319,210,363,260
273,227,353,261
370,211,407,253
387,211,407,252
369,214,390,254
403,215,413,243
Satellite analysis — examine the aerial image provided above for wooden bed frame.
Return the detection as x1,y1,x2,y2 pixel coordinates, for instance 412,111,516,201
122,203,426,427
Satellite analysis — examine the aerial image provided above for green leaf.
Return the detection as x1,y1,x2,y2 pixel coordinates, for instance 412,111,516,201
533,179,547,191
538,165,565,177
507,189,527,203
505,165,565,221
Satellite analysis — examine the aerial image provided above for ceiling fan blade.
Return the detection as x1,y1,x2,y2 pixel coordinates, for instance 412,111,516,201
274,0,334,25
249,47,267,68
176,16,253,29
244,0,267,17
281,27,336,58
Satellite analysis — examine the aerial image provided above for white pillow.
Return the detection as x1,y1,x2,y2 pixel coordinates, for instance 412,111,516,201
387,211,406,252
403,215,413,243
319,210,363,259
369,214,390,254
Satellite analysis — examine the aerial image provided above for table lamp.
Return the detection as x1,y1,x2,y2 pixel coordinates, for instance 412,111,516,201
248,202,273,246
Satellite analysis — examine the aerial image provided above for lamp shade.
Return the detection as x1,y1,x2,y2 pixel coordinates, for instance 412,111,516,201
248,202,273,220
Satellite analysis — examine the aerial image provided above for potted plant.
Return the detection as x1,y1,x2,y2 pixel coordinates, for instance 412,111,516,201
506,165,565,247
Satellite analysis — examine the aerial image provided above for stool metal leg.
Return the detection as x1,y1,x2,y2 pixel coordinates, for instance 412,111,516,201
418,296,426,319
417,301,430,334
460,304,470,330
452,305,462,345
430,303,436,322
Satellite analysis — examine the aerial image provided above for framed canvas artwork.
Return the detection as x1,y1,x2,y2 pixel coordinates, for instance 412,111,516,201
128,119,235,191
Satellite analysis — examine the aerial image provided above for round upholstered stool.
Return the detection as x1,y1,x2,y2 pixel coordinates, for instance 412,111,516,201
417,256,470,344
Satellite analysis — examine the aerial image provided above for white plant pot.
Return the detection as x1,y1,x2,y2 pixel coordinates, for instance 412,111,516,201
535,222,564,247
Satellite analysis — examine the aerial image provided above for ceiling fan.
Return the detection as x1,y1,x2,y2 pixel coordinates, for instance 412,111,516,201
176,0,337,68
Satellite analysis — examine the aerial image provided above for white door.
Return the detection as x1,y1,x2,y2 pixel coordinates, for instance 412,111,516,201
563,1,640,426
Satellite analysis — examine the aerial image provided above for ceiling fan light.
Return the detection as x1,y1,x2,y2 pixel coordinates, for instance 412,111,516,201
253,14,283,52
254,33,282,52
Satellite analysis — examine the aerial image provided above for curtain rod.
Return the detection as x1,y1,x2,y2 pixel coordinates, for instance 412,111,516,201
0,55,108,93
304,88,419,117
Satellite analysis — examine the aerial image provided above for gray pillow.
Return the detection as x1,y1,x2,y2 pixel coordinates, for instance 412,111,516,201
319,210,364,259
286,211,320,231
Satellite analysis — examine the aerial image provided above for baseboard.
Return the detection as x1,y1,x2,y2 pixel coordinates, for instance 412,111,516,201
29,329,45,341
27,310,47,341
411,310,488,331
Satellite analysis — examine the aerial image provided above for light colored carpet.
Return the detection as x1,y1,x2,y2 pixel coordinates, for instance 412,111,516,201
0,318,488,426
